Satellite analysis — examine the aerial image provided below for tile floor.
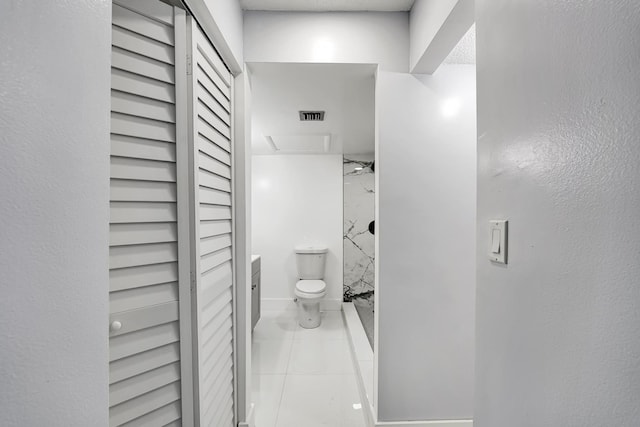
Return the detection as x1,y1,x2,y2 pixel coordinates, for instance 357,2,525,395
251,309,367,427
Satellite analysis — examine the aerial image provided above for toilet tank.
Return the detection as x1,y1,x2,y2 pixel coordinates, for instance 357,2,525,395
295,246,328,279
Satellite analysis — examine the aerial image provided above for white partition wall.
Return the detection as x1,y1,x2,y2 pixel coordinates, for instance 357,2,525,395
376,66,476,424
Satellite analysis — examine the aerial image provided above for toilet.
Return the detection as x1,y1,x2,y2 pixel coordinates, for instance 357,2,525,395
294,246,328,328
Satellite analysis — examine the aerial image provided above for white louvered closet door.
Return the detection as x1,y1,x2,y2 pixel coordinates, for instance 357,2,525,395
187,19,236,427
109,1,192,426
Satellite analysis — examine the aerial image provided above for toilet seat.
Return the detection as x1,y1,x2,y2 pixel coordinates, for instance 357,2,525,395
295,280,326,299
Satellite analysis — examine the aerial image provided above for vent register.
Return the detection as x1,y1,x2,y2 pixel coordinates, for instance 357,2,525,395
264,110,330,153
299,110,325,121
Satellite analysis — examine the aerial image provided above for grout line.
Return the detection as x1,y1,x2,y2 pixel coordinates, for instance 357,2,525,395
274,321,296,427
272,373,287,427
257,307,362,427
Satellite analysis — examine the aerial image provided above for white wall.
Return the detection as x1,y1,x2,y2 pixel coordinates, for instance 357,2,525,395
252,155,343,309
409,0,459,69
409,0,474,74
203,0,243,69
377,66,476,421
0,2,110,426
244,11,409,72
475,1,640,426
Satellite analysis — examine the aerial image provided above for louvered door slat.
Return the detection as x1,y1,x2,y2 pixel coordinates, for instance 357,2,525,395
116,0,174,26
164,419,182,427
199,220,232,239
112,68,176,104
120,401,181,427
200,247,232,274
110,3,187,426
196,81,231,125
199,151,231,179
202,312,232,360
195,51,231,100
202,333,232,389
110,282,178,313
110,201,177,223
188,18,235,427
110,362,181,406
110,262,178,292
112,111,176,142
199,187,232,206
202,328,232,381
109,381,181,427
113,4,175,46
112,90,177,122
197,134,231,164
198,119,231,153
110,222,178,245
196,67,230,112
110,342,180,384
203,370,233,425
112,47,175,84
110,321,180,362
111,180,177,203
110,242,178,269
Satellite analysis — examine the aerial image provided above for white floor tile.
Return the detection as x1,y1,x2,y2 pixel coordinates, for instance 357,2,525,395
287,337,354,375
252,339,293,374
276,374,365,427
251,306,366,427
253,310,298,342
252,374,286,427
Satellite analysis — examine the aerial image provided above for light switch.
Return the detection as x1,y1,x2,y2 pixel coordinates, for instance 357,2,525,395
491,229,501,253
489,220,507,264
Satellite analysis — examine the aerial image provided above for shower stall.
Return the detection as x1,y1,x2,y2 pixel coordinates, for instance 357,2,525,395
343,154,375,348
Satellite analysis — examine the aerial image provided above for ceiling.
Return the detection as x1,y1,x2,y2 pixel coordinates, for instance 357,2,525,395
249,63,376,155
240,0,415,12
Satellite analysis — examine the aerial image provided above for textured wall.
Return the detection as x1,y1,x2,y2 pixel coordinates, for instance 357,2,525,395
0,1,110,425
252,155,344,309
377,66,476,422
475,1,640,426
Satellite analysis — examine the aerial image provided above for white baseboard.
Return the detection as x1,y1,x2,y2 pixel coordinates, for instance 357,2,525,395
375,421,472,427
261,298,297,312
321,298,342,311
261,298,342,312
237,403,255,427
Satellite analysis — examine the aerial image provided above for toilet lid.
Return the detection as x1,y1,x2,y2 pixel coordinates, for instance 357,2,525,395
296,280,326,294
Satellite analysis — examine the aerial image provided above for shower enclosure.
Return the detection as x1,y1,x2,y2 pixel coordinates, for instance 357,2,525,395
343,154,375,347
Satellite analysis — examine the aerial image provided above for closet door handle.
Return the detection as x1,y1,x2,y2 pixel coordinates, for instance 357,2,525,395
110,321,122,332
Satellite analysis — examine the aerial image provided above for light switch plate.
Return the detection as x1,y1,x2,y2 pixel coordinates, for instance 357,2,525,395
489,220,508,264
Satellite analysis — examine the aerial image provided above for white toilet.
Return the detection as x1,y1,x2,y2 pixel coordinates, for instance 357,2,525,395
294,246,328,328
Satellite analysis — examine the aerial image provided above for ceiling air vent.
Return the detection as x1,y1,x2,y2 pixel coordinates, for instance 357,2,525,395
299,111,325,121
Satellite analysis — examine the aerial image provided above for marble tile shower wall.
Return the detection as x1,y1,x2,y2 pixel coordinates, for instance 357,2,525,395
343,154,375,301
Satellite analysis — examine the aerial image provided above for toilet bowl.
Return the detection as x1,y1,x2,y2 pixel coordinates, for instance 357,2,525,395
295,279,326,329
294,246,328,328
